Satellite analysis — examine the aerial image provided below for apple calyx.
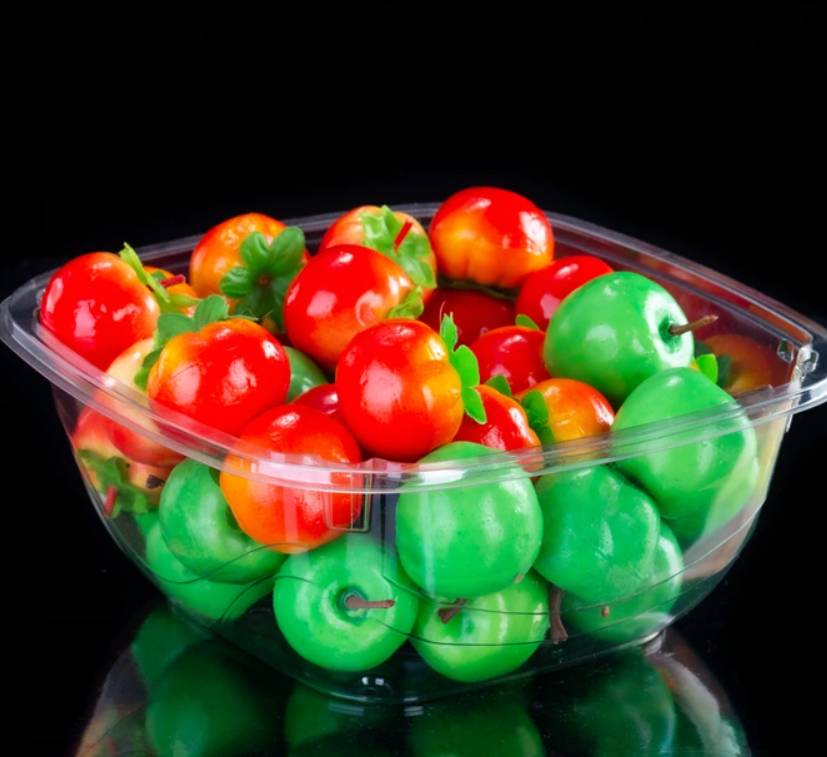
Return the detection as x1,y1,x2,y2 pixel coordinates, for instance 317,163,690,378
219,228,307,330
600,606,610,619
361,206,436,290
134,295,252,390
438,598,468,624
667,314,718,336
343,594,396,610
548,584,568,644
440,314,487,424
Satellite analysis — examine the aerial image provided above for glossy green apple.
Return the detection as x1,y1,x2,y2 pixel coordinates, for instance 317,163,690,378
396,442,543,599
411,571,549,683
410,689,544,757
544,271,694,407
563,522,684,643
146,641,281,757
537,651,677,757
285,345,328,401
145,521,273,622
131,604,208,690
533,465,660,603
613,368,759,528
273,534,419,672
159,459,285,583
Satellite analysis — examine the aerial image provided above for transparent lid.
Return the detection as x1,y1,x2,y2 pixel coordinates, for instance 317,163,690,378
2,204,825,493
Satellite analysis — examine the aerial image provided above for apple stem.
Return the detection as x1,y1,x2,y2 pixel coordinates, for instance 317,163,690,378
601,606,611,619
515,574,525,584
103,485,117,517
394,218,415,251
668,314,718,336
548,584,569,644
159,274,186,288
344,595,396,610
438,598,468,624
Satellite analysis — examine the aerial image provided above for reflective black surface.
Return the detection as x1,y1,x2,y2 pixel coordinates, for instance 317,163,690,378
72,599,751,756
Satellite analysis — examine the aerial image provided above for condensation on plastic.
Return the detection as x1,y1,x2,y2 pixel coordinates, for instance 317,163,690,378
3,206,826,702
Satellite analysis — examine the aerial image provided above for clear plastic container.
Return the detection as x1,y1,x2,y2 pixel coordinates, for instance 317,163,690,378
3,204,826,703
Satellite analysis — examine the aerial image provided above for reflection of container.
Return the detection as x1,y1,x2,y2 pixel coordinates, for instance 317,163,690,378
72,600,749,756
3,206,825,703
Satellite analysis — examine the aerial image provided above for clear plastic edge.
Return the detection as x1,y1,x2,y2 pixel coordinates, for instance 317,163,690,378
1,204,825,493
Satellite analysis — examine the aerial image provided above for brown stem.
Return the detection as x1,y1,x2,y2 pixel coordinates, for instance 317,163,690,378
394,217,414,251
159,274,186,288
548,584,569,644
601,606,611,619
668,314,718,336
145,474,165,490
438,598,467,624
344,595,395,610
103,485,117,517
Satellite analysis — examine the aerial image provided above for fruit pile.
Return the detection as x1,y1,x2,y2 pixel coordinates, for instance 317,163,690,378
43,188,782,684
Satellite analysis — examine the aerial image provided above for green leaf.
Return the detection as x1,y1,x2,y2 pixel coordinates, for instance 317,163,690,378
157,312,197,342
239,232,273,273
193,295,230,331
461,387,486,424
439,314,486,424
388,287,425,319
360,205,435,290
520,390,555,444
168,293,200,309
484,374,512,398
218,227,307,327
150,270,167,282
437,275,517,301
77,449,151,516
220,266,255,298
716,354,732,388
694,339,713,357
695,353,719,384
119,244,171,304
515,314,541,331
440,313,459,353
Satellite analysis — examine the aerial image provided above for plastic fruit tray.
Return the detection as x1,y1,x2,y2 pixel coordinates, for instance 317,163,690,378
3,204,826,704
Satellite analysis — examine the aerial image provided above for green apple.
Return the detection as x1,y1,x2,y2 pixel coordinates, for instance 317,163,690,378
145,521,273,622
533,465,660,603
410,690,544,757
613,367,759,530
273,534,419,672
563,521,684,643
284,345,328,401
396,442,543,599
146,641,282,757
411,571,549,683
544,271,694,407
159,459,285,583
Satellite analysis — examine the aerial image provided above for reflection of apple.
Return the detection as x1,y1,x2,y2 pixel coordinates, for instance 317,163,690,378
100,338,184,468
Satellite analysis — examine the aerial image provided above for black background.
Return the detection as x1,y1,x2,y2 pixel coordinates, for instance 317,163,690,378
6,46,827,756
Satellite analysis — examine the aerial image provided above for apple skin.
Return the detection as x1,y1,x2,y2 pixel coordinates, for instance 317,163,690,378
158,459,285,584
533,465,660,604
396,442,544,599
613,367,759,528
411,571,550,683
562,522,684,644
544,272,694,407
145,521,273,622
273,534,420,672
